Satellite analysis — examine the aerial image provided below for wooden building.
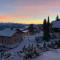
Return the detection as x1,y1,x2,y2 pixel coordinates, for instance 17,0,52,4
0,28,23,48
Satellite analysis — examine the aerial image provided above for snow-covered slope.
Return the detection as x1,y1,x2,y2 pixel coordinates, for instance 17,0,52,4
32,49,60,60
1,32,43,60
4,48,60,60
1,31,60,60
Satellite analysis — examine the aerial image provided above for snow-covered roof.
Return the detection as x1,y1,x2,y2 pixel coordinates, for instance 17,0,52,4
0,28,16,37
18,28,29,33
52,21,60,28
22,30,29,33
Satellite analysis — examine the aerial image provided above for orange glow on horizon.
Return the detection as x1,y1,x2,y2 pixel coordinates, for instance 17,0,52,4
16,21,43,24
0,16,43,24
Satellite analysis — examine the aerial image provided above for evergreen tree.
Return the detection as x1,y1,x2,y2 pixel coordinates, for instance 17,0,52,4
56,15,59,21
43,18,50,42
28,24,35,34
47,16,50,40
43,19,47,41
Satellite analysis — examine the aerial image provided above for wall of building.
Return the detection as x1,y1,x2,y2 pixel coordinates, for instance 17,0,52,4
0,31,23,46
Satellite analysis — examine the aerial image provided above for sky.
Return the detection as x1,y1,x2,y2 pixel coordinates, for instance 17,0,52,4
0,0,60,24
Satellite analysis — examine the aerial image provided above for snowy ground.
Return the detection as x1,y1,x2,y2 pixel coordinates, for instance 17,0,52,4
1,31,60,60
31,49,60,60
2,49,60,60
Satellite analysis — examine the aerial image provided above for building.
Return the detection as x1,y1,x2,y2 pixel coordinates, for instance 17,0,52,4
0,28,23,48
52,21,60,32
52,15,60,37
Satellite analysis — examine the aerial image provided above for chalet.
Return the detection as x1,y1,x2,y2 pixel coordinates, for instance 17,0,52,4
52,15,60,32
52,20,60,37
52,21,60,32
51,15,60,37
0,28,23,48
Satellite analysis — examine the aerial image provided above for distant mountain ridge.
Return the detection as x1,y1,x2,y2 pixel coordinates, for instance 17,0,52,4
0,23,29,30
0,23,42,30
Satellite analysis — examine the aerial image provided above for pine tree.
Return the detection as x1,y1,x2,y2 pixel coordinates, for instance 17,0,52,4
43,19,47,41
56,15,59,21
28,24,35,34
47,16,50,40
43,18,50,42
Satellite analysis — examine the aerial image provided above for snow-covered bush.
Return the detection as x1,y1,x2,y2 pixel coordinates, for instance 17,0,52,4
18,44,40,59
1,51,11,59
35,36,42,43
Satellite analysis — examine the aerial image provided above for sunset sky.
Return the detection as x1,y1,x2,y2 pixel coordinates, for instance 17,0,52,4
0,0,60,24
